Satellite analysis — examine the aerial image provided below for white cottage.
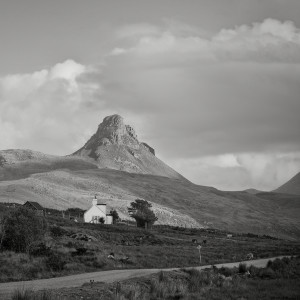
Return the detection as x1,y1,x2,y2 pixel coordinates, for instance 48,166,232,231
84,196,113,224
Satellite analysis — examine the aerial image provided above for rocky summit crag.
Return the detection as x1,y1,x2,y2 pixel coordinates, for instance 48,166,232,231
73,115,183,179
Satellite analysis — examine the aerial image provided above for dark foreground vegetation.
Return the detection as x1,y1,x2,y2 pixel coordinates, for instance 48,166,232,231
0,203,300,284
11,256,300,299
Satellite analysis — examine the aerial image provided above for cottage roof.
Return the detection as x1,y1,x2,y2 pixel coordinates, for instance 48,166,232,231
24,201,44,210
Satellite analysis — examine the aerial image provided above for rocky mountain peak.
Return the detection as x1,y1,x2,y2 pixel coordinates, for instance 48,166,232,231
102,114,125,128
70,114,188,178
93,114,139,147
74,114,155,158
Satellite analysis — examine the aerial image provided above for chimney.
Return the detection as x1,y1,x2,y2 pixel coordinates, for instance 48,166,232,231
92,195,98,206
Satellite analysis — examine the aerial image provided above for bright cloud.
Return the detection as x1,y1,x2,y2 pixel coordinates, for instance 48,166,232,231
111,18,300,63
0,60,104,154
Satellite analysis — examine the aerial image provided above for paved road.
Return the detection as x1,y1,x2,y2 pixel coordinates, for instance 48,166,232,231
0,256,290,299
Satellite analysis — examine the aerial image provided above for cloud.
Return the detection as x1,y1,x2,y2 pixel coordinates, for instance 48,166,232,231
103,19,300,158
171,152,300,191
101,18,300,189
115,23,160,39
0,60,104,154
1,19,300,190
111,18,300,63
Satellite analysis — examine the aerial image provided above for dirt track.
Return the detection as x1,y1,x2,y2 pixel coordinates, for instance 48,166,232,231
0,256,290,299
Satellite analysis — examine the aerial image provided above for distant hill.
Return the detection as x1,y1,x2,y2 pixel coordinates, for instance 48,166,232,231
273,172,300,195
243,188,264,195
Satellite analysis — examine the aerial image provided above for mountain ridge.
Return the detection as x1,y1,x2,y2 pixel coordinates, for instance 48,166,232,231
273,172,300,195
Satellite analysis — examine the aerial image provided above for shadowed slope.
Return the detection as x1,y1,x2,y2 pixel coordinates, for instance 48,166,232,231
0,149,98,181
273,172,300,195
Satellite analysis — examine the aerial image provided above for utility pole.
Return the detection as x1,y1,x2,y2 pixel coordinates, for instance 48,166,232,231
197,245,202,264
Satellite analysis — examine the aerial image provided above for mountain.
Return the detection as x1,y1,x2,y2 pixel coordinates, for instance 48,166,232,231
0,115,299,239
273,172,300,195
73,114,184,180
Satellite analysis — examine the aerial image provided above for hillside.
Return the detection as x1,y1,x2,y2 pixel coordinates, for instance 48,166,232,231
0,158,299,239
273,172,300,195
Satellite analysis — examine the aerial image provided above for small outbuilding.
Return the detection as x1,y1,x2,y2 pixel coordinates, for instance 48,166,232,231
23,201,45,216
84,196,113,224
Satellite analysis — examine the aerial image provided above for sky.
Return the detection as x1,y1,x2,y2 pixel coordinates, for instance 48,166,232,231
0,0,300,191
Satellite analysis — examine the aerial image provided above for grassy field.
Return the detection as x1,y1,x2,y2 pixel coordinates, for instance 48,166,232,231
10,256,300,299
0,204,299,283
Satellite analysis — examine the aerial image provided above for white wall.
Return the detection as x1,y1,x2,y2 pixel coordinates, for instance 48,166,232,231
84,205,106,223
106,215,113,225
84,203,113,224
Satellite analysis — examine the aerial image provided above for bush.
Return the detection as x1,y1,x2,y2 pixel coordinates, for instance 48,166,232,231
11,288,33,300
45,252,67,271
22,263,43,279
12,289,55,300
238,263,247,273
0,207,47,253
29,243,51,257
74,247,87,256
259,268,277,279
63,262,85,272
219,266,236,277
269,258,288,272
249,265,260,277
49,225,67,237
186,269,212,292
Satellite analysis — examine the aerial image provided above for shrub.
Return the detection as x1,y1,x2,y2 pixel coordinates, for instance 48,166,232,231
249,265,260,277
65,241,76,248
110,209,119,224
11,288,33,300
45,252,67,271
150,278,179,299
29,243,51,257
158,270,164,282
238,263,247,273
259,268,277,279
219,266,236,277
74,247,87,256
92,257,106,268
49,225,67,237
12,289,55,300
63,262,85,272
269,258,288,272
0,207,47,253
186,269,212,292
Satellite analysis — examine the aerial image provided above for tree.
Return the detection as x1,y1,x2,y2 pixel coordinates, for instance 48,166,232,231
0,206,47,254
99,217,105,224
128,199,158,229
110,209,119,224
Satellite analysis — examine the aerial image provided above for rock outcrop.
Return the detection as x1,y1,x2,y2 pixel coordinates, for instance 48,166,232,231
78,115,144,152
72,115,183,179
